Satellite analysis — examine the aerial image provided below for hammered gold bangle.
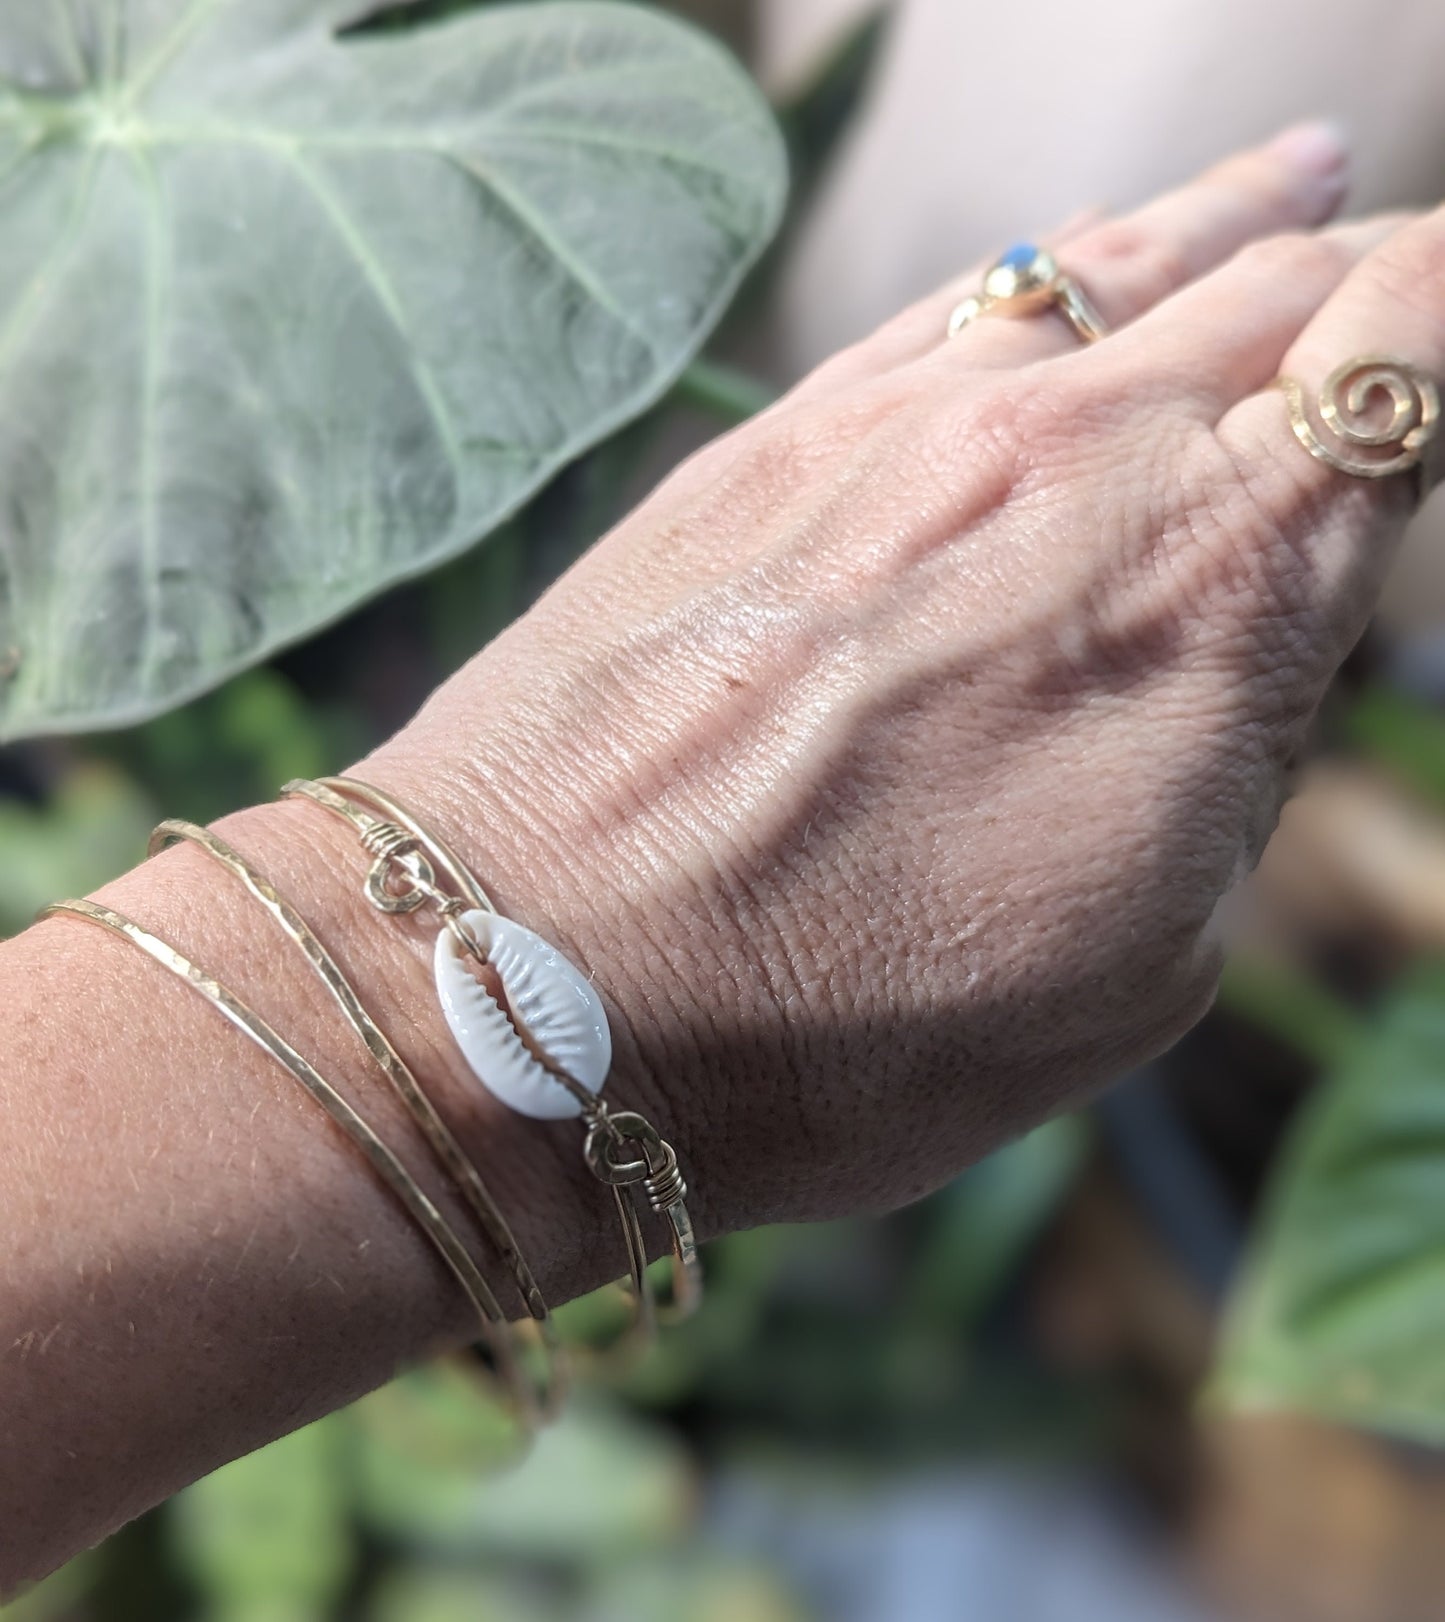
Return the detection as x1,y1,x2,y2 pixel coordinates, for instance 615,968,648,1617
147,818,566,1421
281,774,703,1340
38,896,542,1432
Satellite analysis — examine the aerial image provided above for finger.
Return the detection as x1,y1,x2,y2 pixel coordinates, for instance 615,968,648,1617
1220,203,1445,532
1173,207,1445,688
917,121,1351,374
1062,212,1416,414
782,208,1106,408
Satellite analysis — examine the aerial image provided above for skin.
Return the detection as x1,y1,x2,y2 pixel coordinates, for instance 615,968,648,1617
1,124,1438,1587
771,0,1445,367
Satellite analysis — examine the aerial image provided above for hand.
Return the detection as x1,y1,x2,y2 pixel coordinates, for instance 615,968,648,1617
365,125,1432,1255
7,125,1441,1583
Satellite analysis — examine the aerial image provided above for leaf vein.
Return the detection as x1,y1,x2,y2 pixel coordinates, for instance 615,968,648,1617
55,1,92,89
129,142,169,695
0,148,99,380
277,146,465,486
118,0,227,112
442,149,653,352
478,121,754,188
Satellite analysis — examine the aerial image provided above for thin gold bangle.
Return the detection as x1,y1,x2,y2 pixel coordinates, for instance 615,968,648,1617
284,775,499,916
39,897,539,1432
282,774,703,1337
147,818,566,1420
308,772,703,1326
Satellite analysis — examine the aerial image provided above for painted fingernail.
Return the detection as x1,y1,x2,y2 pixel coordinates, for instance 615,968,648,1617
1266,119,1350,179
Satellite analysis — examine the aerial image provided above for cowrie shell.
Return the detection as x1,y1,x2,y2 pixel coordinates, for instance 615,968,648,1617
433,909,610,1120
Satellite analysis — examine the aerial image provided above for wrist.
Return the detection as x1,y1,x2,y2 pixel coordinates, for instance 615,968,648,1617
209,790,610,1317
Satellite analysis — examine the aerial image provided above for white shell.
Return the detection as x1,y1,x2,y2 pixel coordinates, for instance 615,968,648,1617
433,909,610,1120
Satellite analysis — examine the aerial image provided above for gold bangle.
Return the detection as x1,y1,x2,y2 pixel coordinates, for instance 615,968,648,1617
281,774,703,1339
147,818,566,1421
38,896,542,1433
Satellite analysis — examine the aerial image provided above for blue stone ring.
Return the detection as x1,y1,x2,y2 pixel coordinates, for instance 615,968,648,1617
947,243,1108,344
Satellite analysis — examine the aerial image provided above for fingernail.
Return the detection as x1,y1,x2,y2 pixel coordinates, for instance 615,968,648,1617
1266,119,1350,179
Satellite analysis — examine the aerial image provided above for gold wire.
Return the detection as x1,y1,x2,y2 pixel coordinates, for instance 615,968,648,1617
147,819,567,1422
280,775,704,1339
38,895,539,1437
1277,355,1441,499
284,777,595,1114
292,775,496,914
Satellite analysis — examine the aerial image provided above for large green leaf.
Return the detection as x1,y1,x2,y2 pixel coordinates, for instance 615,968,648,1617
0,0,785,736
1215,963,1445,1441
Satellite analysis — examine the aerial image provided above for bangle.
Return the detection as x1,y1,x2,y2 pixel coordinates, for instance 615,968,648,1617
147,818,566,1419
38,895,547,1434
281,775,703,1338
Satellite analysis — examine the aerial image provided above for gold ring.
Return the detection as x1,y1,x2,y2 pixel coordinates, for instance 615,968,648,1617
1278,356,1440,495
947,243,1108,345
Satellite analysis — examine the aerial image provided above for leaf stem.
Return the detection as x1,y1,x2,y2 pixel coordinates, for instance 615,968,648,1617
673,357,776,425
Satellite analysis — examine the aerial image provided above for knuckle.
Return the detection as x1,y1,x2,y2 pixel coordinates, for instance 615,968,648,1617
1232,230,1348,285
1170,435,1293,606
1363,229,1445,325
700,380,906,495
908,386,1027,509
922,376,1098,488
916,363,1173,531
1079,220,1192,296
1022,367,1147,454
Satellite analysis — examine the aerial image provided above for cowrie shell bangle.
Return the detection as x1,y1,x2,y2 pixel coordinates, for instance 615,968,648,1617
281,774,702,1340
434,909,611,1122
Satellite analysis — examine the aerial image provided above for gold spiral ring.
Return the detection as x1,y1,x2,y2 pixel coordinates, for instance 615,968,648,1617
1278,355,1440,488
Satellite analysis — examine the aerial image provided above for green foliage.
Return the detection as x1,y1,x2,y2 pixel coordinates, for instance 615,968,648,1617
361,1551,807,1622
4,1125,1092,1619
1217,953,1366,1072
1216,963,1445,1441
0,0,786,736
1344,681,1445,807
0,763,155,932
672,356,777,425
907,1117,1091,1329
364,1568,556,1622
357,1386,693,1560
169,1419,354,1622
0,1554,104,1622
581,1556,810,1622
89,665,348,825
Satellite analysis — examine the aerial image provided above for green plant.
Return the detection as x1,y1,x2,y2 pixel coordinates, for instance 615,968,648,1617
17,3,1445,1615
1216,961,1445,1439
1208,680,1445,1442
0,11,893,1615
0,0,784,736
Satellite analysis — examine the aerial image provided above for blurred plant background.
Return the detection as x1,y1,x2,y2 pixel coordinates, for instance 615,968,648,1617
8,4,1445,1621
